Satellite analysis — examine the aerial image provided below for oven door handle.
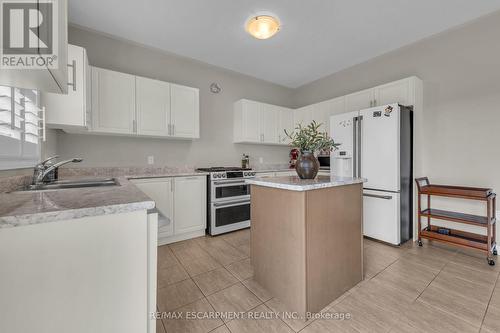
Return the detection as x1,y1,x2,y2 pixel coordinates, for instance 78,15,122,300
213,200,250,208
213,180,248,186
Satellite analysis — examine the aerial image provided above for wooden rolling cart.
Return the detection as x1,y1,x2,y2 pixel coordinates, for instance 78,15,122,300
415,177,497,266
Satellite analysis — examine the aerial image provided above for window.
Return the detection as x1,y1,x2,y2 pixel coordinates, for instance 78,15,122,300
0,85,42,170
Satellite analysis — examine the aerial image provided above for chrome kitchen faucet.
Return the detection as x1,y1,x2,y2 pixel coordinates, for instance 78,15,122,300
32,156,83,185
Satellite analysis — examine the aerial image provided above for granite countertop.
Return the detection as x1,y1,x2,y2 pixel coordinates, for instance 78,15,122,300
254,168,295,173
253,166,330,173
0,167,209,229
246,175,365,191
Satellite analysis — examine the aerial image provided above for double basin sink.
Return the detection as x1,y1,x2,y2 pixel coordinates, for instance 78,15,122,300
19,178,119,192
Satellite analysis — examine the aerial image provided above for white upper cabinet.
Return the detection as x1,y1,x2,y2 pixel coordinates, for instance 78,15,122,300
44,45,90,129
374,77,414,106
344,88,375,112
89,68,199,139
173,176,206,235
261,104,279,144
321,97,345,135
329,97,346,117
136,77,171,137
344,77,417,111
233,77,422,147
170,84,200,138
311,100,332,133
0,0,68,94
294,105,313,128
234,99,261,143
233,99,291,145
278,106,294,145
91,67,136,134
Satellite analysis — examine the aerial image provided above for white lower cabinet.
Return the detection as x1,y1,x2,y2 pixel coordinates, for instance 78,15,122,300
132,178,174,239
256,172,276,178
0,210,152,333
173,176,206,234
131,175,206,244
257,170,297,178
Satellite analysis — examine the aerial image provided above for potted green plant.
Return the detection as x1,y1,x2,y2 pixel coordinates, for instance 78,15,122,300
284,121,341,179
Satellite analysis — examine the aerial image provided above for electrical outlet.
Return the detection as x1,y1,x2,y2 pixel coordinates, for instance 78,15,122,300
259,157,264,164
147,156,154,165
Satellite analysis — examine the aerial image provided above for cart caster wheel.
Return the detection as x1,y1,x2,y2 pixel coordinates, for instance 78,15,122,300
493,250,498,256
488,259,495,266
417,240,423,247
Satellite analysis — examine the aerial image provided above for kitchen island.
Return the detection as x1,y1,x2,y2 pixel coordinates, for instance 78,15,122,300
246,175,365,315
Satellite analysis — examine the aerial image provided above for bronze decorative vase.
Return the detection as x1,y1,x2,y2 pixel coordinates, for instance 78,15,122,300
295,151,319,179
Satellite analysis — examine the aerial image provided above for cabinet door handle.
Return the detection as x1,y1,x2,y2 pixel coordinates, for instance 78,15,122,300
373,99,377,106
133,120,137,133
172,124,175,136
42,106,46,142
352,116,357,177
67,60,77,91
357,116,362,177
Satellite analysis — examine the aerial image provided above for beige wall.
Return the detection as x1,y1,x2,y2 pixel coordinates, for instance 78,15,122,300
294,11,500,197
52,25,294,168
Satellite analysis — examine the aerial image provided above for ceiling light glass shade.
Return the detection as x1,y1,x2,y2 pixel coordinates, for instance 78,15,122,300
246,15,280,40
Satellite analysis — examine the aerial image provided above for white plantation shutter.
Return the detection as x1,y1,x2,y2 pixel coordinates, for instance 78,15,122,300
0,85,42,170
0,87,23,140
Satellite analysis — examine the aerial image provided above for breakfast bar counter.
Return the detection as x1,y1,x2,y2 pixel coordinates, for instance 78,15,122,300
246,175,365,314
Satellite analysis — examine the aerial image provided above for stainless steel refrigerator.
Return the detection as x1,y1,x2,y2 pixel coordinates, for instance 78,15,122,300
330,103,413,245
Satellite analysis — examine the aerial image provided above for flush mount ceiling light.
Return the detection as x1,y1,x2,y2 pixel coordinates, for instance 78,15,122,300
246,15,280,40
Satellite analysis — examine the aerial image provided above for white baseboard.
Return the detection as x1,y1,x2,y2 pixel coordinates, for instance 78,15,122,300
158,229,206,246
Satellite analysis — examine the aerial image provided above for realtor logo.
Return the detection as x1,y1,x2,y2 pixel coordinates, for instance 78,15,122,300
1,0,58,69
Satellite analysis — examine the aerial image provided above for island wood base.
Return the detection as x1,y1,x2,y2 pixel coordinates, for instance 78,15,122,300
251,183,363,314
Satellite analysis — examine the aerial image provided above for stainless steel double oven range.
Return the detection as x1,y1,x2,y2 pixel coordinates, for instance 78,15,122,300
197,167,256,235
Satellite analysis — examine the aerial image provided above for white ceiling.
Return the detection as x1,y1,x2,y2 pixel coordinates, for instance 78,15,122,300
69,0,500,88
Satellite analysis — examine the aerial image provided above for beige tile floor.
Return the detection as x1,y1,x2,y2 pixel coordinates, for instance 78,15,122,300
156,228,499,333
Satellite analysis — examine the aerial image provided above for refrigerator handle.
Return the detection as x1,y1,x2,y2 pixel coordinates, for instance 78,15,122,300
363,193,393,200
358,115,363,178
352,116,358,177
